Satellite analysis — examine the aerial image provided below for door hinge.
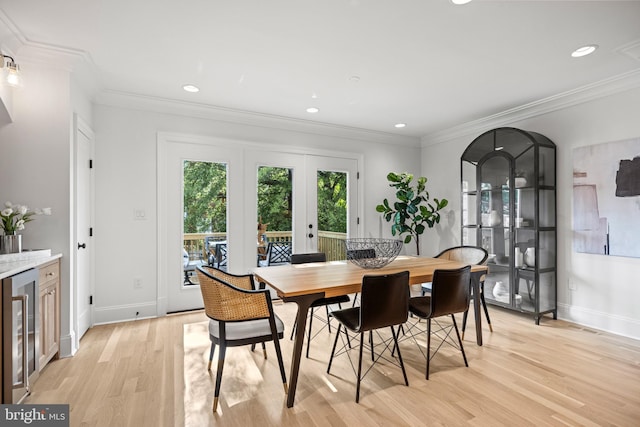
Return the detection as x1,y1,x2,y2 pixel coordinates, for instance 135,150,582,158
357,217,360,225
89,227,93,237
357,171,360,179
89,295,93,305
89,159,93,169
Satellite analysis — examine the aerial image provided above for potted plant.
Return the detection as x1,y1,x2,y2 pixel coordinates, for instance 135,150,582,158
376,172,448,255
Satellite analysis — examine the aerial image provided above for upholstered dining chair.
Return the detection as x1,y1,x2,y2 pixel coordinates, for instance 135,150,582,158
327,270,410,403
421,246,492,338
289,252,351,358
196,265,288,413
409,265,472,379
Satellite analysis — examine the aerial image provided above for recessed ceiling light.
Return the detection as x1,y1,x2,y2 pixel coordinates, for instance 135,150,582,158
394,123,406,128
451,0,472,5
349,75,361,83
306,107,319,113
571,45,598,58
183,84,200,93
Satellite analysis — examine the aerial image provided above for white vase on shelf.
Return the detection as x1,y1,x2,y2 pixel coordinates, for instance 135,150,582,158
524,247,535,267
489,210,501,226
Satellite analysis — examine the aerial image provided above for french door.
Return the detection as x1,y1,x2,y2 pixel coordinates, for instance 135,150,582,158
159,134,359,313
246,151,359,258
160,139,242,313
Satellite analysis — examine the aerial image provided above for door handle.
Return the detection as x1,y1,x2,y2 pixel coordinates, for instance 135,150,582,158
308,233,314,238
12,295,29,390
78,243,86,249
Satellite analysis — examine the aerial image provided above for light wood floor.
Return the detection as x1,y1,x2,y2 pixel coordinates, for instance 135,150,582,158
26,299,640,426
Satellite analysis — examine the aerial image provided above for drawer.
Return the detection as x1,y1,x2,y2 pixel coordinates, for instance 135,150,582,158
39,261,60,287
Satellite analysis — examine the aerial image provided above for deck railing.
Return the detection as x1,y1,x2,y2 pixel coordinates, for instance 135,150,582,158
183,230,347,262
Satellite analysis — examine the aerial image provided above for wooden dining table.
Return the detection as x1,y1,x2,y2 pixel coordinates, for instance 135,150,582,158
252,255,489,408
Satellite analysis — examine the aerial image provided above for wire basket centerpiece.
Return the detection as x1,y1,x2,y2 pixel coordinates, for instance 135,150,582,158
344,238,403,269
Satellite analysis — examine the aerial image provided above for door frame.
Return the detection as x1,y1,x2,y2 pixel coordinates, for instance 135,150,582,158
157,132,364,315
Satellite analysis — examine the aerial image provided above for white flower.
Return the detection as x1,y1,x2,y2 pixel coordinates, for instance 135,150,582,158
18,205,28,215
1,208,12,216
5,201,12,208
42,207,52,215
16,219,25,230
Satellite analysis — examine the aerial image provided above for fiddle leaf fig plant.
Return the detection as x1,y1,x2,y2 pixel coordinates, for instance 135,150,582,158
375,172,448,255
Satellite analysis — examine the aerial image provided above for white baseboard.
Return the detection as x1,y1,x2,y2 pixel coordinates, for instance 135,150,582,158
93,301,158,325
557,302,640,341
59,331,77,358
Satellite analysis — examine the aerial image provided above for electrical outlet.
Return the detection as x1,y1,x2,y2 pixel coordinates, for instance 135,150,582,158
133,277,143,289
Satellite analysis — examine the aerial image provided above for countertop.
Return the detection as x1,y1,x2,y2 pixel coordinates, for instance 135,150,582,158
0,253,62,280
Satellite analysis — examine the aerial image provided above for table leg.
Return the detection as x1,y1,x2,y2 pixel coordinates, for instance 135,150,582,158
471,272,483,346
283,292,324,408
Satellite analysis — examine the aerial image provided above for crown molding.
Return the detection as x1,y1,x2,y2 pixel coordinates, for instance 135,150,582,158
96,90,421,147
421,68,640,147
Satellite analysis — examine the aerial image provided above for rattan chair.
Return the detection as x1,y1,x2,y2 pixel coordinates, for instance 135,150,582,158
196,265,288,412
289,253,351,358
327,270,410,403
422,246,492,337
408,265,472,379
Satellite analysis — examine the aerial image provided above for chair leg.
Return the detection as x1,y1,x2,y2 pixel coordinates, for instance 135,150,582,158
262,342,267,359
270,327,289,395
327,324,342,374
325,305,332,333
391,326,409,386
208,341,216,372
426,318,432,380
451,314,468,367
356,332,364,403
290,313,298,340
370,330,374,362
461,309,468,340
306,308,314,358
213,343,227,412
480,285,493,332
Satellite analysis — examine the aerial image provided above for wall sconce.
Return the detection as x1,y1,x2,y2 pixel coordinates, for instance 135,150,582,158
0,53,22,87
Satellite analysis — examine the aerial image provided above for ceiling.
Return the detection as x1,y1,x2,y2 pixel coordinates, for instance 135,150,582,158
2,0,640,139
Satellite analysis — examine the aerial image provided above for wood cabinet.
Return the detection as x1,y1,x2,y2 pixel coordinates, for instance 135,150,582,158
461,127,557,324
39,259,60,370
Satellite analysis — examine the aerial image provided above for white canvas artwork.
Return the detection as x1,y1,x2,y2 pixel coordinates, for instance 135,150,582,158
573,137,640,258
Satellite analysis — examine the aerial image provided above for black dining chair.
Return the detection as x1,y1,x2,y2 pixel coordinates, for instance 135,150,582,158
258,241,292,267
327,270,410,403
196,265,288,413
289,252,351,358
421,246,492,338
408,265,472,379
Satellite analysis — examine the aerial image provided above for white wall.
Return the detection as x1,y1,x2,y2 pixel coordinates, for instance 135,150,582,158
421,87,640,340
92,102,421,323
0,61,77,355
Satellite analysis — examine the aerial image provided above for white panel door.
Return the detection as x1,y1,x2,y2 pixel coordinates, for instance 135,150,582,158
74,116,93,342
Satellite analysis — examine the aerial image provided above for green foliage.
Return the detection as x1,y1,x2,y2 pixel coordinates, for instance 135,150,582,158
375,172,448,255
183,163,348,235
316,171,347,233
257,166,293,231
183,161,227,233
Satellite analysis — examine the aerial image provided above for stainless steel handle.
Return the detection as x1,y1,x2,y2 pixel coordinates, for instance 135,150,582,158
12,295,29,390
